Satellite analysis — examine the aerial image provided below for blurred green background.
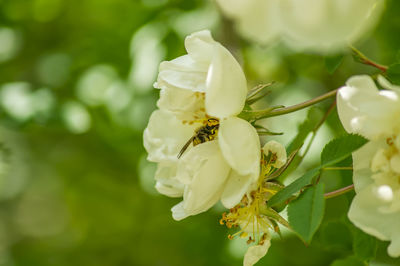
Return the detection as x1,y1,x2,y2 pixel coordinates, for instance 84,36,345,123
1,0,400,265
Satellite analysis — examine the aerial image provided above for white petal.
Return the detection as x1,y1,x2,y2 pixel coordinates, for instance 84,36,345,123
348,184,400,257
337,75,400,140
378,75,400,94
184,30,215,63
143,110,198,162
389,238,400,257
352,140,386,192
154,163,184,198
205,44,247,119
219,117,261,176
221,170,257,209
171,201,189,221
156,86,206,120
346,74,378,94
156,55,208,92
262,140,287,168
175,141,231,218
390,154,400,174
155,180,184,198
243,237,271,266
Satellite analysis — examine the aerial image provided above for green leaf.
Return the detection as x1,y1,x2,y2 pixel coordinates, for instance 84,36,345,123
331,256,364,266
325,54,345,74
270,134,365,208
321,134,368,167
353,227,377,261
287,107,323,154
321,221,353,252
387,63,400,84
268,168,320,207
287,182,325,243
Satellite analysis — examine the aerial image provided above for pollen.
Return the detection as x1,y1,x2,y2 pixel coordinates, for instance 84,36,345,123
220,154,287,246
220,187,274,245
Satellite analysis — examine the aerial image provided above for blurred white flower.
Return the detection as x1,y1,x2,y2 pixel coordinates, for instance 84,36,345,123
144,30,261,220
129,22,167,93
216,0,280,44
337,75,400,257
61,101,91,134
0,82,34,121
0,83,55,122
216,0,385,53
76,64,119,106
170,5,219,38
0,27,21,62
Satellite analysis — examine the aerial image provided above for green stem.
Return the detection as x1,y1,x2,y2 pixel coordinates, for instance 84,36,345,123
240,89,337,121
277,101,336,183
323,166,353,171
324,184,354,199
350,46,388,72
299,101,336,160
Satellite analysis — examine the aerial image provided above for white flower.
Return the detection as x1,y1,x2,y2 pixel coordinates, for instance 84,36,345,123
337,75,400,257
144,30,261,220
216,0,385,53
155,30,247,120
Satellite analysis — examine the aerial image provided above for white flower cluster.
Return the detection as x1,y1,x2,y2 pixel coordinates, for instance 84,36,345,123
144,30,289,265
143,14,400,264
337,75,400,257
216,0,385,53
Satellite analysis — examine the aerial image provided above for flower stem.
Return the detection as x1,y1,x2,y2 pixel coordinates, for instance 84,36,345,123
276,101,336,182
296,100,336,161
324,184,354,199
240,89,337,121
350,46,388,72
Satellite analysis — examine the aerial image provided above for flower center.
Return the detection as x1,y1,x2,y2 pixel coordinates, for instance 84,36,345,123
220,153,289,245
220,188,273,245
180,93,207,124
370,135,400,211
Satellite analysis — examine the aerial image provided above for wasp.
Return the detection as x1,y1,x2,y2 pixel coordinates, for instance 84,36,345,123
177,118,219,158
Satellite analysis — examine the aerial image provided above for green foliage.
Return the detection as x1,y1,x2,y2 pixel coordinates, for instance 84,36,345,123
287,182,325,243
270,134,367,207
269,168,320,207
321,134,368,167
325,54,345,74
352,227,378,261
286,107,323,154
386,63,400,84
320,221,353,253
330,256,365,266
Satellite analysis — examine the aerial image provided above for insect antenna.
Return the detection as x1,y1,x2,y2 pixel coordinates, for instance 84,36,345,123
177,136,195,159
